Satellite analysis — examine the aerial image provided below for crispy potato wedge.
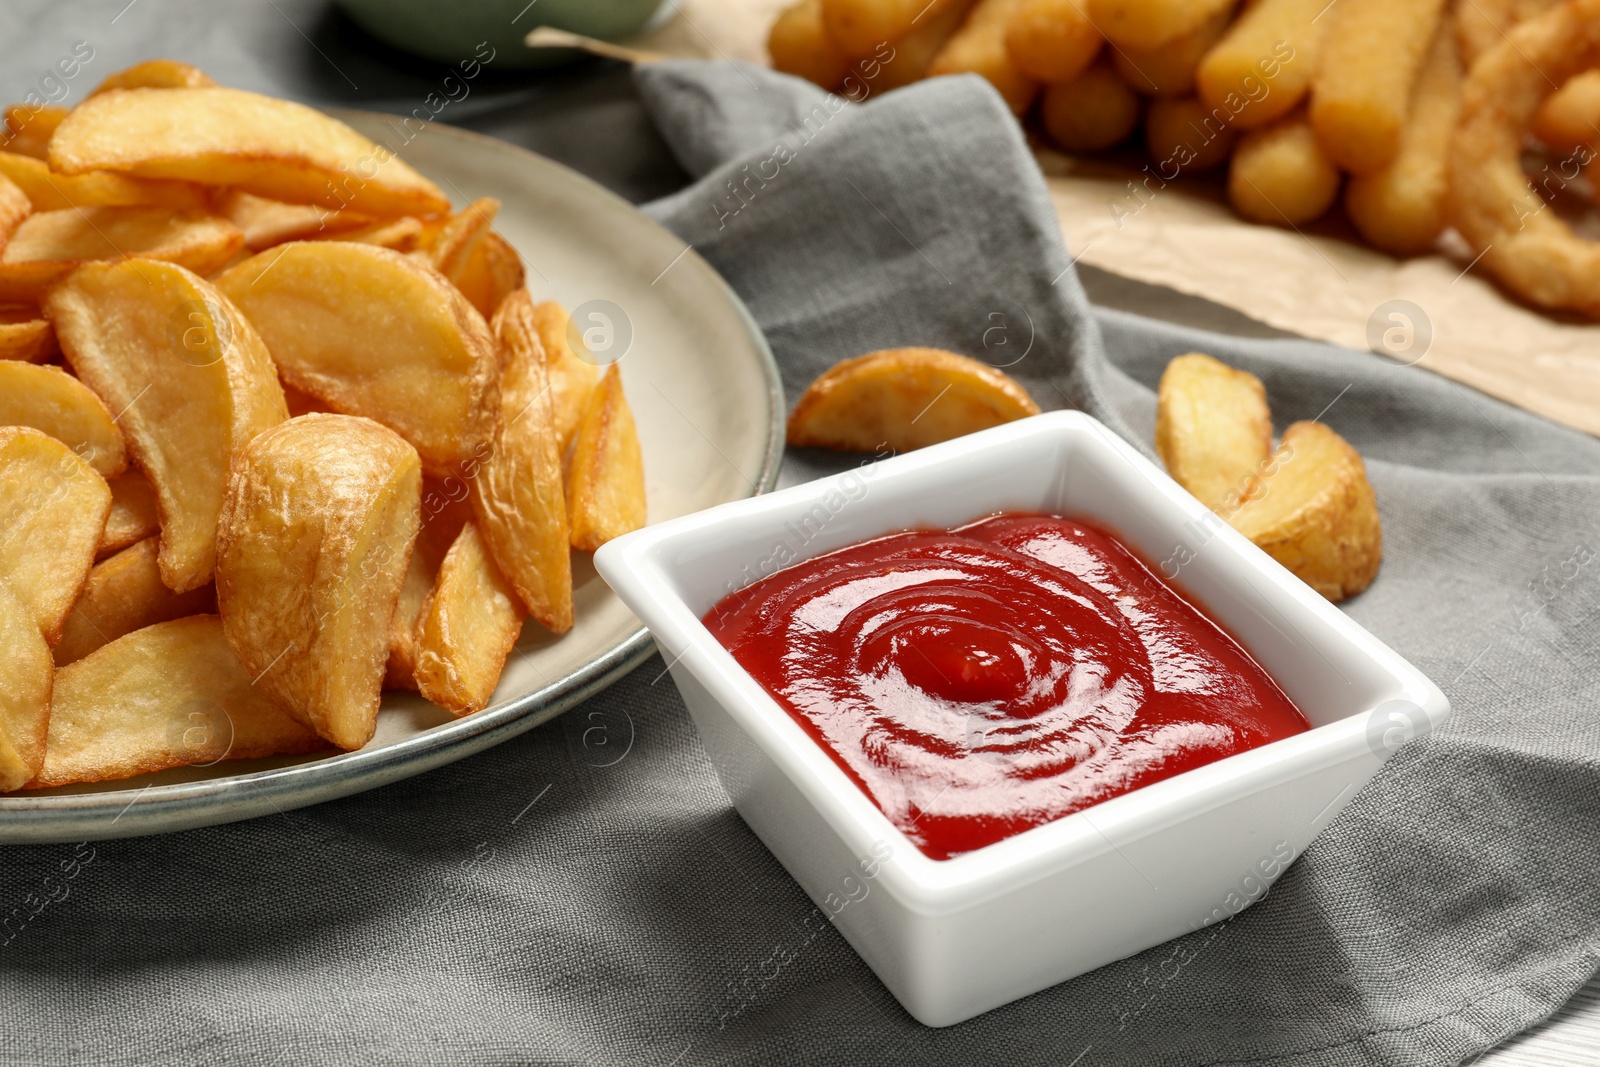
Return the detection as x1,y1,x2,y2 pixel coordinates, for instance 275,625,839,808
0,172,29,243
454,230,525,320
0,577,52,792
216,414,422,750
216,242,498,478
431,198,500,282
1155,352,1273,514
217,189,373,251
54,538,217,666
0,207,243,302
28,615,324,789
99,470,160,557
48,258,288,592
0,361,127,477
88,58,216,95
310,215,424,251
787,347,1041,453
0,426,111,643
531,300,601,454
2,104,67,160
386,486,470,690
50,88,450,218
0,306,57,363
472,290,573,632
566,365,646,552
414,522,525,716
0,151,207,213
1229,421,1382,602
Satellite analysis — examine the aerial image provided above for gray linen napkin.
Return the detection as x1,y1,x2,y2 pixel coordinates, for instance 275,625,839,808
2,57,1597,1067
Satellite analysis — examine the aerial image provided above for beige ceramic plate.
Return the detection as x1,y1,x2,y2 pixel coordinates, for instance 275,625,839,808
0,113,783,844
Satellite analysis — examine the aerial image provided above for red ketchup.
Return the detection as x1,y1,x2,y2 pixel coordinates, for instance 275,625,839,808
704,513,1309,860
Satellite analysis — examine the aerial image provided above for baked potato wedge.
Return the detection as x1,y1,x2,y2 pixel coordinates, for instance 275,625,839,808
566,365,646,553
1155,352,1273,514
0,151,207,213
49,87,449,217
0,172,29,243
54,537,217,666
28,615,324,789
1229,421,1382,602
454,230,525,320
88,58,216,95
414,522,525,716
313,215,425,251
215,414,422,750
0,426,111,644
0,577,52,792
0,361,127,477
787,347,1041,453
530,300,601,455
385,485,470,691
99,470,160,557
431,197,499,282
3,104,66,160
217,189,373,251
0,307,58,363
48,258,288,592
472,289,573,632
0,206,243,302
215,241,498,478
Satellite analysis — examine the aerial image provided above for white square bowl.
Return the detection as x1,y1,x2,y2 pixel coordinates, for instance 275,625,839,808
594,411,1449,1027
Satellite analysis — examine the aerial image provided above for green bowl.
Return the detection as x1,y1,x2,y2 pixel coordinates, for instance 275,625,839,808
334,0,668,69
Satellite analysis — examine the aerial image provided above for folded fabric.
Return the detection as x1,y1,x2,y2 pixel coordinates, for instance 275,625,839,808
0,58,1594,1067
638,60,1600,1066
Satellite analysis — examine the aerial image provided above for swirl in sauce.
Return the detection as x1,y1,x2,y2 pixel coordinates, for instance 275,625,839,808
705,513,1309,860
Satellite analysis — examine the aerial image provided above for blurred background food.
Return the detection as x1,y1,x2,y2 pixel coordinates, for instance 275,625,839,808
768,0,1600,319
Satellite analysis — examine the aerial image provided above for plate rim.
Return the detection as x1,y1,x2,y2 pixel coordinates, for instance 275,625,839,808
0,111,785,844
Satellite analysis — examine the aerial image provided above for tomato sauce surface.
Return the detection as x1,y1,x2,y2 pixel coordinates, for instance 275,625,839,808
704,513,1309,860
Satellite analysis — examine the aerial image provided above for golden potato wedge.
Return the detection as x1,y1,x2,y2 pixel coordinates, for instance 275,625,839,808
216,242,497,478
54,538,217,666
453,229,525,321
414,522,525,716
1229,421,1382,602
566,365,646,552
48,258,288,592
531,299,601,455
0,577,52,792
0,426,111,643
99,470,160,557
50,88,450,218
385,486,470,691
0,361,127,477
787,347,1041,453
217,189,373,251
88,58,216,95
216,414,422,750
0,172,30,243
2,104,67,160
0,306,57,363
311,215,425,251
0,207,244,302
431,197,499,282
28,615,324,789
0,151,207,213
472,290,573,632
1155,352,1272,514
